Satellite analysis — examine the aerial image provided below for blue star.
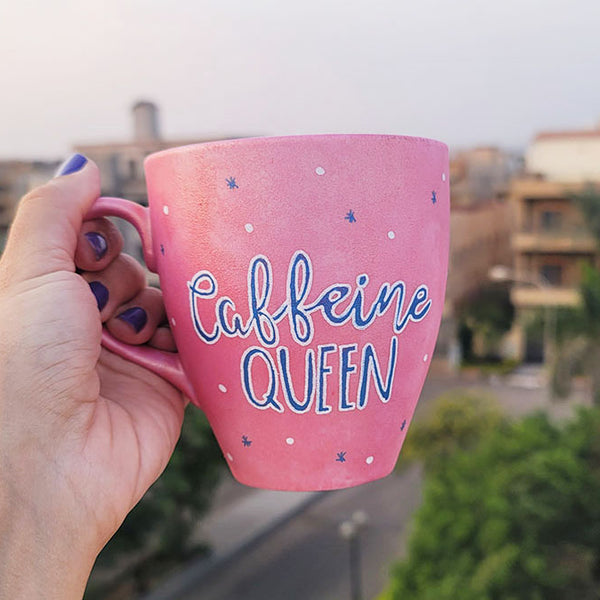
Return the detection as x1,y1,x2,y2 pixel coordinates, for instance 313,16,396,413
401,419,407,431
431,191,437,204
160,244,165,256
345,210,356,223
336,451,347,463
242,435,252,447
226,177,239,189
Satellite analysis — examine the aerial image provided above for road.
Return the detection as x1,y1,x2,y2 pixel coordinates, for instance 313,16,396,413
182,465,422,600
171,371,590,600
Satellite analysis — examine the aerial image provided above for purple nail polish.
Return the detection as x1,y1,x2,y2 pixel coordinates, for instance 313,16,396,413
85,232,108,260
54,153,88,177
89,281,109,311
117,307,148,333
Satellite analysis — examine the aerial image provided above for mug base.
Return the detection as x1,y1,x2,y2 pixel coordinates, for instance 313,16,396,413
228,461,397,492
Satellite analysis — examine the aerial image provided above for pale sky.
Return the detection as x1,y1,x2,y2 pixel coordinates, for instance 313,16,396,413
1,0,600,160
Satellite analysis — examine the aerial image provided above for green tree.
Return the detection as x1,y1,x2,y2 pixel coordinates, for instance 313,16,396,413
86,407,224,597
551,187,600,401
382,408,600,600
400,390,506,472
458,284,514,362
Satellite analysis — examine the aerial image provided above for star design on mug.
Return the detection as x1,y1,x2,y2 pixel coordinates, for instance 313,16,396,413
431,191,437,204
242,435,252,447
160,244,165,256
345,210,357,223
226,177,239,189
336,451,347,463
401,419,407,431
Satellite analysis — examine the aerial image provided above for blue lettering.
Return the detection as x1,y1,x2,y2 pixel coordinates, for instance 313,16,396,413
357,337,398,409
217,297,250,337
339,344,358,411
309,285,352,324
248,256,278,346
395,285,432,333
188,271,220,343
241,347,283,412
277,347,315,413
316,344,337,414
287,251,314,345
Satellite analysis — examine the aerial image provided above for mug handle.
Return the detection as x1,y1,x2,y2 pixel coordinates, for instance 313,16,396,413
84,197,195,401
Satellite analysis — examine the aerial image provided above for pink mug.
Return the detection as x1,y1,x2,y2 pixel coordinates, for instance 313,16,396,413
85,134,449,491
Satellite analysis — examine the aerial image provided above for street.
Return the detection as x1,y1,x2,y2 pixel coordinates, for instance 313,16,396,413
182,465,423,600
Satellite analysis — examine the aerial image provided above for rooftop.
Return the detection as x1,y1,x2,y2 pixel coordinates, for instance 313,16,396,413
534,129,600,141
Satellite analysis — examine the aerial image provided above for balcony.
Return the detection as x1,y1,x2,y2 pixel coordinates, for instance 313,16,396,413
512,229,597,254
510,285,580,308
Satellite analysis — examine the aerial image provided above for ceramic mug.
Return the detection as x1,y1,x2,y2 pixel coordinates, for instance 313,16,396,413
85,134,449,491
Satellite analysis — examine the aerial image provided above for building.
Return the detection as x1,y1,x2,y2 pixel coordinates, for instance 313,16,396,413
449,146,521,208
526,128,600,182
434,147,517,370
0,160,59,251
508,127,600,362
74,101,246,260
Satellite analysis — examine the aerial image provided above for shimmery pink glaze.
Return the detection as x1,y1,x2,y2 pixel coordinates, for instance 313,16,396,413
86,134,449,491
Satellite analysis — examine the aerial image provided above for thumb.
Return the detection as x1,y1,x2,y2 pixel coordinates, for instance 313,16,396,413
0,154,101,286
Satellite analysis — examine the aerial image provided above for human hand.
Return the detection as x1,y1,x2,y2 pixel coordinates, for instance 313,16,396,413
0,155,186,599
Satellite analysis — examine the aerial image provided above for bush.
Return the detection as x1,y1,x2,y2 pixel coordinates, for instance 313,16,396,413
400,390,506,472
383,407,600,600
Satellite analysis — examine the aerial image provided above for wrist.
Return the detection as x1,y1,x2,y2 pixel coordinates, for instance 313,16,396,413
0,487,98,599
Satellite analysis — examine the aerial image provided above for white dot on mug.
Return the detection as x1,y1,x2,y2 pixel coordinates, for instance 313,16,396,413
315,166,325,175
245,223,254,233
366,456,374,465
387,231,396,240
442,173,447,182
218,384,227,393
423,354,429,362
226,453,233,461
163,205,169,215
170,317,176,327
286,437,295,445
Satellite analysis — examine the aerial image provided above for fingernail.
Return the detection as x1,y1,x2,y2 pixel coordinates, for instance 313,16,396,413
54,153,88,177
89,281,109,311
117,307,148,333
85,232,108,260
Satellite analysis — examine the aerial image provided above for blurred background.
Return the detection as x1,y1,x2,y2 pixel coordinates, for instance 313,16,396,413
3,1,600,598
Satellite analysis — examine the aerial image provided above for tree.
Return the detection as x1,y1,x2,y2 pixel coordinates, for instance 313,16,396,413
400,390,506,472
381,407,600,600
457,284,514,362
551,187,600,401
85,407,224,598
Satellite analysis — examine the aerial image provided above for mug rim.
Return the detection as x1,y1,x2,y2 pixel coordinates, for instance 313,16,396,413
144,133,448,168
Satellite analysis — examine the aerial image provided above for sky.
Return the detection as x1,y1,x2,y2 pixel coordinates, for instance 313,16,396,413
1,0,600,160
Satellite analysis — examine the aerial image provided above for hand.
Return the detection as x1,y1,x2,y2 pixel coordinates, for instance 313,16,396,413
0,156,186,599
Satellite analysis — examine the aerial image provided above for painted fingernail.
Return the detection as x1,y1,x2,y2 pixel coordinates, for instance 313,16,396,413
89,281,109,311
54,153,88,177
85,232,108,260
117,307,148,333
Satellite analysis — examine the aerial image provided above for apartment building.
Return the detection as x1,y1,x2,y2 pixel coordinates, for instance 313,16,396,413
509,127,600,361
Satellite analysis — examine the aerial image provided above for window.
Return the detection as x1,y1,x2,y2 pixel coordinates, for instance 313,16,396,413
540,210,562,232
540,264,563,286
128,159,137,180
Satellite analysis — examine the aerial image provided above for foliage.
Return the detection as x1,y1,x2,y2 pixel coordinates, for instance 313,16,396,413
461,358,520,376
550,185,600,399
572,185,600,245
86,407,224,597
383,407,600,600
400,390,506,473
458,284,514,361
